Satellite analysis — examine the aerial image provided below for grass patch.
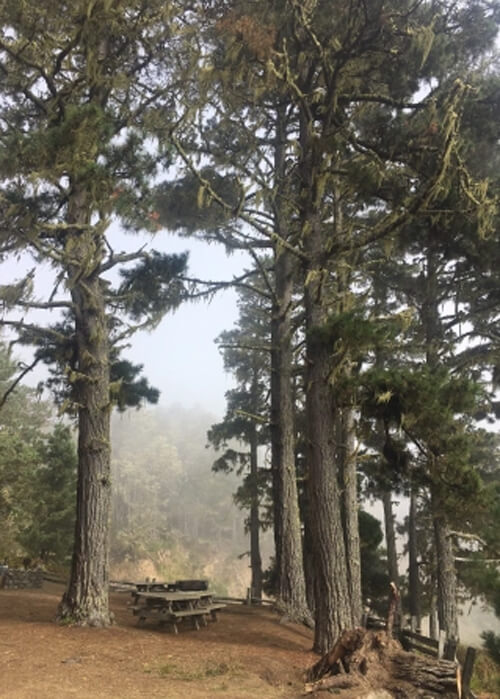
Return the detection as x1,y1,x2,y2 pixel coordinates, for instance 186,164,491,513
471,652,500,695
459,648,500,696
146,660,241,682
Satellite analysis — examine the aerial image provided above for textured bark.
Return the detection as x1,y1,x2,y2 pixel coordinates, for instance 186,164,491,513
57,188,112,626
269,105,310,623
299,106,352,650
429,564,438,640
338,407,362,625
302,493,316,614
433,508,459,641
390,653,458,693
305,317,352,652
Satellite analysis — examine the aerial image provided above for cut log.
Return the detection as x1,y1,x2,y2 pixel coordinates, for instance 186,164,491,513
305,628,459,697
390,651,459,694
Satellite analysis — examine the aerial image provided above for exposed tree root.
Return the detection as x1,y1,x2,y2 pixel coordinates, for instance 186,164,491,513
304,628,459,697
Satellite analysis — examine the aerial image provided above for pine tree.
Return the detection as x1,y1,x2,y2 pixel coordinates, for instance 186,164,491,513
0,0,192,625
208,285,271,600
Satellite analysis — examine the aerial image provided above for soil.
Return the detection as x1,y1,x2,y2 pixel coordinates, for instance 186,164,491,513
0,582,318,698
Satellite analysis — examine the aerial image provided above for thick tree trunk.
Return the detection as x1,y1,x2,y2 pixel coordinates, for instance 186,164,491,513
299,105,352,650
57,189,112,626
338,407,362,625
270,244,309,621
269,105,310,623
305,319,352,652
433,505,459,641
429,563,438,640
408,485,421,628
302,492,316,614
58,274,112,625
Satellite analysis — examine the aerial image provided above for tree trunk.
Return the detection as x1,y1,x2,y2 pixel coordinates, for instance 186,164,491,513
269,105,310,623
433,505,459,641
382,488,401,627
249,416,262,599
408,485,420,628
57,187,112,626
302,491,316,614
424,240,458,642
338,407,362,625
305,310,352,652
58,275,112,625
429,563,438,640
299,105,352,650
382,489,399,586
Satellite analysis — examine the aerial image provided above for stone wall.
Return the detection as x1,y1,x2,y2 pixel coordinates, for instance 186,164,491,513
0,567,44,589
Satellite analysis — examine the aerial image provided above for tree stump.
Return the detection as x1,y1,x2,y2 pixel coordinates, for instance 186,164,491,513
305,628,459,696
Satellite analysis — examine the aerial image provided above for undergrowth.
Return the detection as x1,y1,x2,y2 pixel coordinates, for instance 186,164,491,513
463,648,500,695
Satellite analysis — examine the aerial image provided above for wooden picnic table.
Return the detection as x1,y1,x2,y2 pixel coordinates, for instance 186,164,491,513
131,589,225,633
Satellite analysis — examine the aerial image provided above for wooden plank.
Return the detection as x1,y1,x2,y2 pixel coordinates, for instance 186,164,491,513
407,642,442,658
401,629,440,649
169,609,208,619
135,590,207,602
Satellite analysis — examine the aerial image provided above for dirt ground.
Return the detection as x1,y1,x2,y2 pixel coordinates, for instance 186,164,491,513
0,582,318,698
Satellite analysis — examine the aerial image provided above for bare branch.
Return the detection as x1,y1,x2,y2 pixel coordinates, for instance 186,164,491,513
0,356,41,411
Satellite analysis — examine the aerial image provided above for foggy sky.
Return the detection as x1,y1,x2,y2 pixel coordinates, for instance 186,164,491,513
1,229,250,417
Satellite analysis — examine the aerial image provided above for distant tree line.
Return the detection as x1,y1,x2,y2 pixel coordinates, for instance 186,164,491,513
0,0,499,659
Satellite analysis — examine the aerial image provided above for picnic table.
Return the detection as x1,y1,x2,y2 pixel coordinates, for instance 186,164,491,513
131,588,226,633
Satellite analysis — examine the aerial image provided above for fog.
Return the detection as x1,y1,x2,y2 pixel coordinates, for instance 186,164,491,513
2,230,499,644
1,230,251,417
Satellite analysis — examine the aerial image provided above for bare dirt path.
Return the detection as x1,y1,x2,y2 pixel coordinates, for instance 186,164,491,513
0,582,316,698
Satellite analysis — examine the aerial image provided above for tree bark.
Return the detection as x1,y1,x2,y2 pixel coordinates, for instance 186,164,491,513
57,187,112,626
299,106,352,650
433,506,459,641
305,304,353,651
269,105,310,623
302,491,316,614
338,407,362,625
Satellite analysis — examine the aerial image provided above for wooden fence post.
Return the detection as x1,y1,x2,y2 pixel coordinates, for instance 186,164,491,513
461,647,477,699
438,629,447,659
444,638,458,661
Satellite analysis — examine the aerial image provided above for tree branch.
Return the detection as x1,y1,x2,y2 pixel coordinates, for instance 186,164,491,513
0,356,41,411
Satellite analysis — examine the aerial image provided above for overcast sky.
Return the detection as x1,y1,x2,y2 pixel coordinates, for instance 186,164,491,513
1,228,250,418
121,234,250,417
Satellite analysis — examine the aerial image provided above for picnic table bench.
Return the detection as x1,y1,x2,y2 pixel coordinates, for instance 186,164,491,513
131,589,226,633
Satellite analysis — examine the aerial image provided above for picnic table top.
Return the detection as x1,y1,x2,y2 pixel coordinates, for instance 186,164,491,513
135,590,213,602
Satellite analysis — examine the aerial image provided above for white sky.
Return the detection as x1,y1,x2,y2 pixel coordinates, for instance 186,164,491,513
1,229,250,418
121,234,250,416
